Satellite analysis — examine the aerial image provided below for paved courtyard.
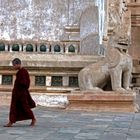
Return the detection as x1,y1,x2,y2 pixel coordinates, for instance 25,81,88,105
0,105,140,140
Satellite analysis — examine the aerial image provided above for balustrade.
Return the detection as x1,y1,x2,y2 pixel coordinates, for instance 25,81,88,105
0,42,80,54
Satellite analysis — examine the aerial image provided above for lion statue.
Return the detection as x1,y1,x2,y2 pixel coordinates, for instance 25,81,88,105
78,0,133,93
78,25,132,94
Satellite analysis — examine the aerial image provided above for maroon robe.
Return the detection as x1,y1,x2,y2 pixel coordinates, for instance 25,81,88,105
9,67,36,123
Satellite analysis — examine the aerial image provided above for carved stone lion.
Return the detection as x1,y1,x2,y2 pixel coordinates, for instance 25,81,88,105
78,0,133,93
78,26,132,93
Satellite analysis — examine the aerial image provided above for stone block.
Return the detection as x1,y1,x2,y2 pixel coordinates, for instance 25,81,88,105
80,34,100,55
80,6,100,55
67,91,138,112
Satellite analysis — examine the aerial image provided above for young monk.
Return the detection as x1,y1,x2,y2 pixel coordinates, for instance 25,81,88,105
4,58,36,127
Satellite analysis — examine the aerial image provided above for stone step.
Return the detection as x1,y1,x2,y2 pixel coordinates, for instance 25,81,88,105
0,91,139,113
0,92,69,108
0,92,11,106
67,91,138,113
0,86,79,93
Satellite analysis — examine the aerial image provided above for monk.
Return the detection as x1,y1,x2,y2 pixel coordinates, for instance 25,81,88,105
4,58,36,127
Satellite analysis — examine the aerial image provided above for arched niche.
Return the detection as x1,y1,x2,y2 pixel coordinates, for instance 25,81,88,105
12,44,20,51
0,43,5,51
26,44,33,52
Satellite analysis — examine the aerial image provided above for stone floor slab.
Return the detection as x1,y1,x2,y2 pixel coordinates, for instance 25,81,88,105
0,106,140,140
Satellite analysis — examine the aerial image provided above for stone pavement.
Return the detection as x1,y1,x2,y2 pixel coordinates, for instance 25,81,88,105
0,106,140,140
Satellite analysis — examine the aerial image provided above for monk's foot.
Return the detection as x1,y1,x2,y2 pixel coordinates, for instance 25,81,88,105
4,122,13,127
30,119,36,127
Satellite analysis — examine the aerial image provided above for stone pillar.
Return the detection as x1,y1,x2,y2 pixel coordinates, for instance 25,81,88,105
13,75,16,85
103,0,109,40
63,76,69,87
0,75,2,85
46,76,52,86
5,44,9,51
30,76,35,86
80,6,100,55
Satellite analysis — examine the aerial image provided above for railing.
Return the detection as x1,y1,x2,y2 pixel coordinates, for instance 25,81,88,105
0,41,80,54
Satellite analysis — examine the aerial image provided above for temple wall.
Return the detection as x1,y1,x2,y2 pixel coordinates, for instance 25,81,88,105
0,0,140,93
127,1,140,89
0,0,97,42
128,2,140,60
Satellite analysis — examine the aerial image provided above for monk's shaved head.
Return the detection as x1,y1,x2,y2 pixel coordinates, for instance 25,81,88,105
12,58,21,65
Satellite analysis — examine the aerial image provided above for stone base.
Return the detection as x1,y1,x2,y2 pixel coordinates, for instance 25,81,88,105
32,93,68,108
0,91,138,113
66,91,138,112
0,92,11,106
0,92,69,109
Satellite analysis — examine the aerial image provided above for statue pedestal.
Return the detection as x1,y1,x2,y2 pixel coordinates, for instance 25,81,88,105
67,91,138,112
